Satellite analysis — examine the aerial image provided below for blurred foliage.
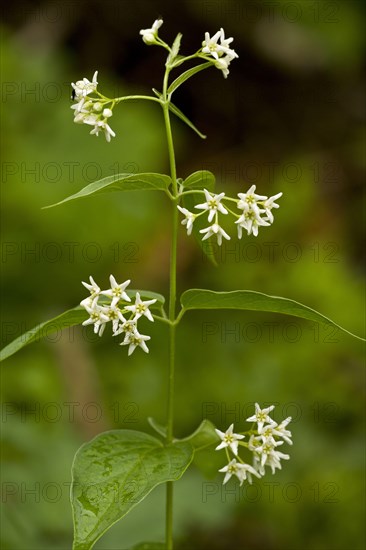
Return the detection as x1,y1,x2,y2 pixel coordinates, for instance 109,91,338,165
1,1,365,549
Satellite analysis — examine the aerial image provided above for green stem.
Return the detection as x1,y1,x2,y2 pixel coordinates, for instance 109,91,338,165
162,64,178,550
114,94,162,104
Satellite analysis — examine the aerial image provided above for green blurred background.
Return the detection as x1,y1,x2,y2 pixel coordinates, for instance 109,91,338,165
1,0,365,548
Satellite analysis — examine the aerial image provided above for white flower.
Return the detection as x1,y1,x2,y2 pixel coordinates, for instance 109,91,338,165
82,303,109,336
71,71,98,99
246,403,276,432
214,55,234,79
87,118,116,143
101,275,131,307
113,318,138,337
202,29,223,60
177,206,196,235
237,185,267,214
81,276,100,305
248,434,262,452
125,292,157,322
202,28,238,61
200,223,231,246
255,440,290,475
195,189,228,222
235,210,270,238
259,417,292,445
219,28,238,57
215,424,245,456
262,192,283,223
71,97,88,115
140,18,163,45
120,330,151,355
219,459,260,486
105,306,126,334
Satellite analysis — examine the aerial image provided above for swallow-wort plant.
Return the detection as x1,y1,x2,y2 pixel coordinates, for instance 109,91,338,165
1,19,364,550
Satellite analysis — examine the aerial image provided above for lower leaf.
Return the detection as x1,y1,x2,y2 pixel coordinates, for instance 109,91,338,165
71,430,193,550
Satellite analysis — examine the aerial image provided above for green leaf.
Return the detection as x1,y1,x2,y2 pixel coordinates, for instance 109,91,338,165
167,62,211,95
71,430,193,550
166,33,182,66
43,173,172,209
0,307,86,363
182,170,216,190
168,102,206,139
148,418,219,451
0,290,165,362
178,420,219,451
180,289,365,341
182,179,218,267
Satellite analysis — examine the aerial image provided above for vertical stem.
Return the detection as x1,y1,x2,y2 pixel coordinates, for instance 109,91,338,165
162,66,178,550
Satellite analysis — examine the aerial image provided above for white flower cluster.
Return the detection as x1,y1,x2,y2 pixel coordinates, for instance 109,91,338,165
201,28,238,78
71,71,116,142
178,186,282,244
139,20,238,78
80,275,157,355
215,403,292,486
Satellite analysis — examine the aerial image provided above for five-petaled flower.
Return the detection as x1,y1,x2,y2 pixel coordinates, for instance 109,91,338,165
219,459,260,486
101,275,131,307
125,292,157,322
195,189,228,222
121,331,151,355
200,223,231,246
215,424,245,455
246,403,275,432
202,28,238,61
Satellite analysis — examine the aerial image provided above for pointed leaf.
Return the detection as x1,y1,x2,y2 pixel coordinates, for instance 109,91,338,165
166,33,182,66
180,289,364,341
167,62,211,95
71,430,193,550
0,290,165,362
178,420,219,451
0,307,86,363
43,173,172,209
168,102,206,139
182,170,215,191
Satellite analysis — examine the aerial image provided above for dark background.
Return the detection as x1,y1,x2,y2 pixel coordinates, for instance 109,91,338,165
1,1,365,549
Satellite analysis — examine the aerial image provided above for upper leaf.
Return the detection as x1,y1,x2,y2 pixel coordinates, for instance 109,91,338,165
0,290,165,362
147,418,219,452
71,430,193,550
166,33,182,66
180,289,364,341
178,419,220,451
43,173,172,209
168,102,206,139
167,62,212,95
182,170,215,190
